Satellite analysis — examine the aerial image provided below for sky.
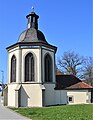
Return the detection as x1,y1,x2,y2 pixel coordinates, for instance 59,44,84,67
0,0,92,83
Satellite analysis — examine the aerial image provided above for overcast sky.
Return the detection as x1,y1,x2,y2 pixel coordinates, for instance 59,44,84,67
0,0,92,83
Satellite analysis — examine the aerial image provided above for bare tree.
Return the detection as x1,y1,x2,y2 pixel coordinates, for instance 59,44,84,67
57,51,84,77
83,57,93,86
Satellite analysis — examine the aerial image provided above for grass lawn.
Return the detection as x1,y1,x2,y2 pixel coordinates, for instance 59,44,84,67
11,104,93,120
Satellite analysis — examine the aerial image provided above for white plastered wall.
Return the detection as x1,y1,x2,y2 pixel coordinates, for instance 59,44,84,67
8,47,42,83
67,90,91,104
8,46,22,84
21,48,41,83
7,46,43,107
20,84,43,107
42,48,56,83
41,47,57,106
44,84,55,106
8,83,43,107
54,90,67,105
43,85,67,106
40,47,56,106
8,84,17,107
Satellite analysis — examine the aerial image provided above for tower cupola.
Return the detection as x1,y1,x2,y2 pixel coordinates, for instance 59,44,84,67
26,9,39,29
18,8,48,43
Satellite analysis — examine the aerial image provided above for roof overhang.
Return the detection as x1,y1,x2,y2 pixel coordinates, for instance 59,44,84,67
6,42,57,53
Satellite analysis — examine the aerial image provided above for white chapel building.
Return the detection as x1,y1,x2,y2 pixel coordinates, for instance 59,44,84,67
4,10,93,107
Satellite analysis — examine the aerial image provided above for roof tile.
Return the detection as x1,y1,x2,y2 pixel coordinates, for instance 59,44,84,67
55,75,93,90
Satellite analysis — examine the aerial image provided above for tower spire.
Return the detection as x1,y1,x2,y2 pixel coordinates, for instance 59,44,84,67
26,8,39,29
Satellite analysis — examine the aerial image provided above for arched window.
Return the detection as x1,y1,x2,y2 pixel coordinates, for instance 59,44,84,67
45,54,52,82
25,53,34,81
11,55,16,82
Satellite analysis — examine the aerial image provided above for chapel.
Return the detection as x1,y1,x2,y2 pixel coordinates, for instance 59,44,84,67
5,10,57,107
4,9,93,107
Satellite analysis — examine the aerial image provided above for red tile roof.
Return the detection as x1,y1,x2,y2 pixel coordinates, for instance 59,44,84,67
55,75,93,90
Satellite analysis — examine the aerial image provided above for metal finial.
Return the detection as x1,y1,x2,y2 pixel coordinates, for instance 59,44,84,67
31,6,34,12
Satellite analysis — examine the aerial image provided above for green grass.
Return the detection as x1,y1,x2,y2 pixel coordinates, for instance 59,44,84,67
11,104,93,120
